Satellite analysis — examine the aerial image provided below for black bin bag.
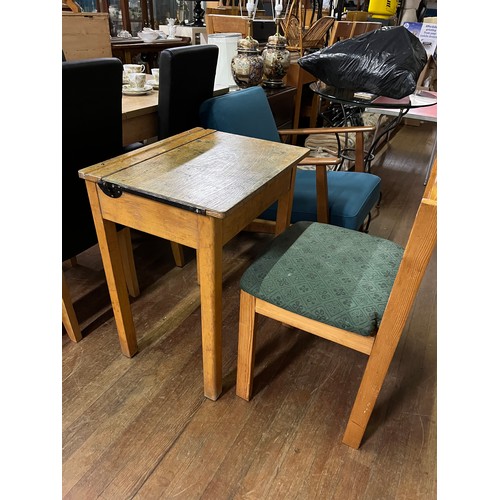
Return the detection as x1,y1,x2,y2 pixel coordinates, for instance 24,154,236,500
298,26,428,99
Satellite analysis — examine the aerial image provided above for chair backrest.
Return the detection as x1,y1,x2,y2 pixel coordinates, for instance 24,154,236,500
205,14,249,37
62,57,124,261
328,20,354,45
361,21,383,34
350,21,382,38
199,86,281,143
381,158,437,332
303,16,336,45
157,45,219,140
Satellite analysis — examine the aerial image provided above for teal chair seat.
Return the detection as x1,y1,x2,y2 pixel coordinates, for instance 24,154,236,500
260,169,381,229
199,86,381,231
240,221,404,336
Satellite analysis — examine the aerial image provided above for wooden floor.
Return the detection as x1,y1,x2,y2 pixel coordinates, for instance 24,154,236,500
62,121,437,499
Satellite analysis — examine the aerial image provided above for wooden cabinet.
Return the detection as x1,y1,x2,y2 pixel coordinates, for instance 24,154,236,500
264,86,297,130
62,12,112,61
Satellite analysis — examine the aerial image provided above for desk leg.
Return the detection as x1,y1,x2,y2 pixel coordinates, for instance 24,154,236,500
85,181,138,357
197,216,223,400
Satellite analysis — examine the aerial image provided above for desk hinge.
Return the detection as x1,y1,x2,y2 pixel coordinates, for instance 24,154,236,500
98,180,123,198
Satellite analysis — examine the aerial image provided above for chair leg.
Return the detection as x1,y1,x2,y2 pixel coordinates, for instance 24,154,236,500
309,94,320,128
342,327,402,449
171,242,186,267
117,227,140,298
236,290,258,401
354,131,365,172
315,165,329,223
62,272,82,342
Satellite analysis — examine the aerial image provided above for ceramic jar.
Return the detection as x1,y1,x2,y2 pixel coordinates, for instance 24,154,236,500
262,34,290,88
231,36,264,88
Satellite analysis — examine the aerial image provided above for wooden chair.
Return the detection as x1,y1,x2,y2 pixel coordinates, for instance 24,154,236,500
350,21,382,38
281,4,379,131
285,62,319,130
199,86,380,232
205,14,249,37
328,20,382,45
281,15,336,55
280,14,336,131
236,159,437,449
328,20,354,45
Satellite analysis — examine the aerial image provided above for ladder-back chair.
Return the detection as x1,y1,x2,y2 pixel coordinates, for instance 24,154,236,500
205,14,249,37
350,20,382,38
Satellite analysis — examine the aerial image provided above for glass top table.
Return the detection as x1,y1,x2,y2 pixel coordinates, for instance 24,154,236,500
309,81,437,171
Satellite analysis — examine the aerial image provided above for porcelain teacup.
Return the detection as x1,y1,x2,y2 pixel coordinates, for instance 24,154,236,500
123,63,145,75
128,72,147,89
151,68,160,83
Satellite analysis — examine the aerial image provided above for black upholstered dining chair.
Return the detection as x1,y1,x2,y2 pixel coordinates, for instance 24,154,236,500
157,44,219,139
62,57,142,342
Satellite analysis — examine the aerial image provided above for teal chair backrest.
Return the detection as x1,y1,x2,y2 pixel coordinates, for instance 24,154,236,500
199,86,281,143
199,85,381,231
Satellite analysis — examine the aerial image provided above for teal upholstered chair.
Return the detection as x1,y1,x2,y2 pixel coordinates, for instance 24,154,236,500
199,86,381,231
236,161,437,449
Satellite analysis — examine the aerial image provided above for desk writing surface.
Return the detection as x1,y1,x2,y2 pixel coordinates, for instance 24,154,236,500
81,128,309,218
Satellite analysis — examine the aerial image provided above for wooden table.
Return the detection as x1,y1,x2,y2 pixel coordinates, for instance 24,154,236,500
366,91,437,184
121,83,296,146
111,37,192,70
121,79,229,146
122,83,159,146
79,127,309,400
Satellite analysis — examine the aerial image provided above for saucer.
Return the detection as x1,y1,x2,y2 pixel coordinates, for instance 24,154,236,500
149,80,159,89
122,84,153,96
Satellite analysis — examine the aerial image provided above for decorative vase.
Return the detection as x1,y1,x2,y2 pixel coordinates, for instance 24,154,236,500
231,36,264,89
167,18,177,39
262,34,290,88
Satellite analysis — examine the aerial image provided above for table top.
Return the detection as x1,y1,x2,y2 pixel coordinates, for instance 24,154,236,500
366,91,437,122
310,81,437,110
79,128,309,218
111,37,191,49
121,77,229,120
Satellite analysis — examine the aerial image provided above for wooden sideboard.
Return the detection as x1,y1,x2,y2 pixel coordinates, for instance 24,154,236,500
264,86,297,130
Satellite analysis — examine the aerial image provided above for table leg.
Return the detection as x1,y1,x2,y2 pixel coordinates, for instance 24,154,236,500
85,181,138,357
196,216,223,400
275,166,296,234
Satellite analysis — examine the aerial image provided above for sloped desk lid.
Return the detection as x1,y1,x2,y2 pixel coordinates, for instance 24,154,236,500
79,128,309,218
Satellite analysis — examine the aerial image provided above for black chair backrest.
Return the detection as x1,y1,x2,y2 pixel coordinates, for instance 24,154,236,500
62,57,124,261
157,45,219,139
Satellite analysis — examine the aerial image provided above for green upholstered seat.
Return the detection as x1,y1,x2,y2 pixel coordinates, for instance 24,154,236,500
240,221,404,336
